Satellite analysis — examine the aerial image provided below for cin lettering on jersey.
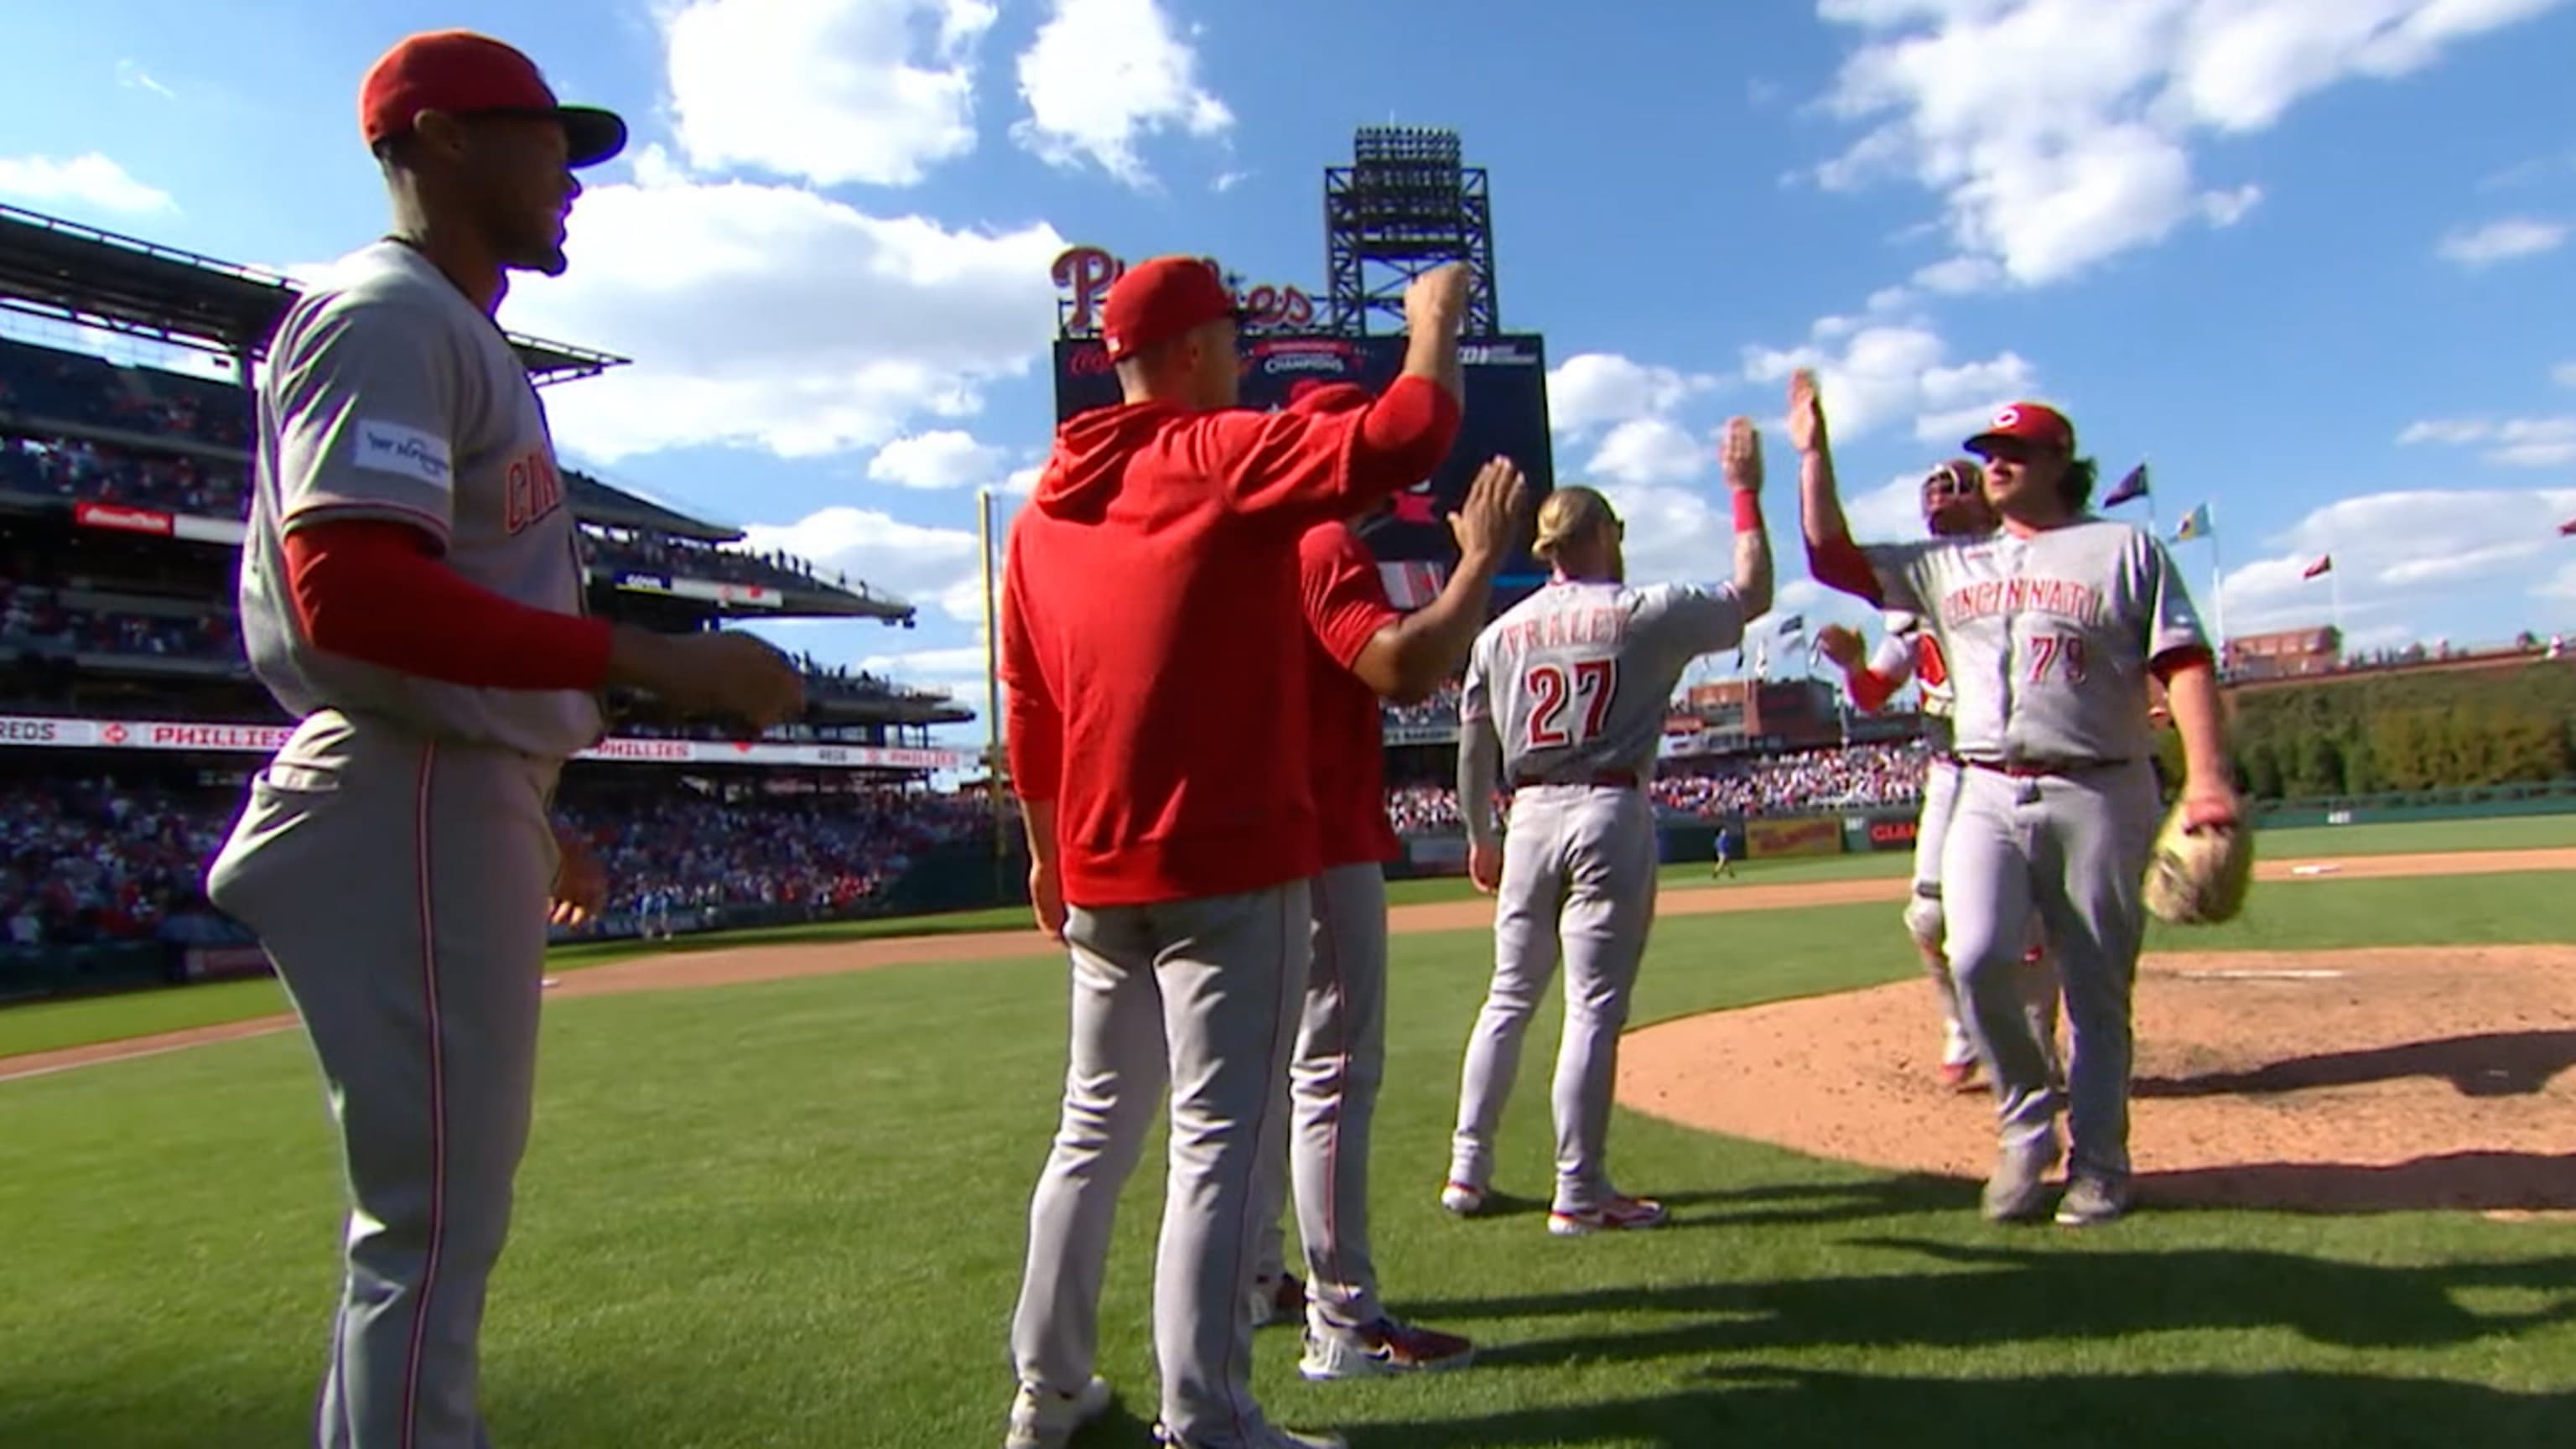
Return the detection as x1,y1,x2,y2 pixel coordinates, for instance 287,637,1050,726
1943,577,2106,626
504,448,566,534
1495,606,1628,656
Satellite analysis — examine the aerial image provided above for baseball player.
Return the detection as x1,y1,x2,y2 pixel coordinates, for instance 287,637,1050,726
1709,824,1736,880
1794,371,2241,1228
203,32,802,1449
1000,258,1471,1449
1441,422,1774,1235
1814,461,2060,1093
1242,390,1526,1376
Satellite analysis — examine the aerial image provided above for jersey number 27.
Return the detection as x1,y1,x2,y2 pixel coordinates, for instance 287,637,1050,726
1526,659,1617,748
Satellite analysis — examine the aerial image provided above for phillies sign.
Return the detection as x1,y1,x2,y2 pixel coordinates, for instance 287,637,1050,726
1052,246,1317,337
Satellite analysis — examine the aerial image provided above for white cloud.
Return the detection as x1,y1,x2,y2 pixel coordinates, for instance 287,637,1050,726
2437,217,2569,267
1547,353,1722,436
2398,415,2576,468
2554,362,2576,390
2200,183,2263,226
1000,463,1046,496
1010,0,1233,186
501,146,1064,463
1812,0,2562,288
737,504,990,623
662,0,997,188
1912,255,2004,293
867,429,1009,489
0,153,174,215
1742,319,2038,443
2217,486,2576,635
114,60,176,101
1587,418,1709,487
1842,470,1940,542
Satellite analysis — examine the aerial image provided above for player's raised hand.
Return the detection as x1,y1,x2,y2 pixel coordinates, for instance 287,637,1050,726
1405,262,1471,335
1786,369,1829,456
1449,455,1532,564
1815,623,1867,670
1721,417,1763,494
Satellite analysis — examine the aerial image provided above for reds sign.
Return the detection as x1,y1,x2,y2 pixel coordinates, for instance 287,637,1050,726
1052,245,1317,338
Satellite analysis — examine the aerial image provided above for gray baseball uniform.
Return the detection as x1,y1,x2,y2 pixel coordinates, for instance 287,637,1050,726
1860,519,2205,1179
1869,618,2059,1078
205,238,595,1449
1449,579,1747,1214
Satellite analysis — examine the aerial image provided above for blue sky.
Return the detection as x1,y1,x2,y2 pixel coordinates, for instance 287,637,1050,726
7,0,2576,746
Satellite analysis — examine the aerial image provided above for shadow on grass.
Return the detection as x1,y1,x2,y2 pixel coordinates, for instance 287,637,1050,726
2145,1152,2576,1213
2135,1030,2576,1099
1369,1364,2576,1449
1415,1238,2576,1366
1453,1175,1974,1229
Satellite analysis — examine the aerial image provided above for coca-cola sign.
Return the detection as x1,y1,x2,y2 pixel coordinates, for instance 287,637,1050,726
1052,245,1317,338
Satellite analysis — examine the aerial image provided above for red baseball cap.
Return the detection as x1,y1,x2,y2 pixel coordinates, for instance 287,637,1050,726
1102,257,1249,361
361,30,628,169
1965,402,2075,456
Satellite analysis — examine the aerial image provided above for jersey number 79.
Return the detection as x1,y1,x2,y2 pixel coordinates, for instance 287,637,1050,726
1526,659,1617,748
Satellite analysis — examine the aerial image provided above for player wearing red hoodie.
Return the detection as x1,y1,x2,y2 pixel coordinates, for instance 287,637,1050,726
998,257,1469,1449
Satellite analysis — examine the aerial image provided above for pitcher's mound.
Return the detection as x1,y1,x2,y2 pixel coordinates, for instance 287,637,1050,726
1620,946,2576,1214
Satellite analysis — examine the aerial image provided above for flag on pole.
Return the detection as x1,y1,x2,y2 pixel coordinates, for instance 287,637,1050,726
2172,503,2214,543
1774,614,1805,636
2302,554,2333,579
2102,463,2149,507
2561,516,2576,537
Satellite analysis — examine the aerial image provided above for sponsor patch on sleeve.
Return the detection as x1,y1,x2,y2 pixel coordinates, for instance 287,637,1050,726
352,418,454,491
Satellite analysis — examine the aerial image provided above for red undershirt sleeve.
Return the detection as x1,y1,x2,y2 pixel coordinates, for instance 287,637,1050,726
281,519,615,691
1348,375,1462,496
1849,666,1898,714
1807,534,1884,605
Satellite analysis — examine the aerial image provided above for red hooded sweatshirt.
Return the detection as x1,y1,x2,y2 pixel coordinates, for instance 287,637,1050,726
1003,374,1459,907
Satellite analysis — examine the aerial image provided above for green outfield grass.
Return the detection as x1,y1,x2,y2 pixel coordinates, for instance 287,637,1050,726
2,813,2570,1062
1,866,2571,1447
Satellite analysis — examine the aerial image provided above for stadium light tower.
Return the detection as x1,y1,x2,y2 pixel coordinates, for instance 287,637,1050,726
1324,126,1498,336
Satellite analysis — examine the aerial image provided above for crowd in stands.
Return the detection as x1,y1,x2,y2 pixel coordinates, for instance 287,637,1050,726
1382,680,1464,730
1,579,243,666
0,778,237,949
788,652,953,704
0,776,995,950
580,531,875,602
0,339,251,450
556,791,987,923
0,432,249,518
1384,783,1462,834
1374,742,1934,834
1652,742,1929,818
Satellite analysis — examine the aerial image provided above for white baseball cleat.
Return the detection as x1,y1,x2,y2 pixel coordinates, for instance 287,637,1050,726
1004,1375,1112,1449
1547,1193,1670,1237
1439,1180,1487,1217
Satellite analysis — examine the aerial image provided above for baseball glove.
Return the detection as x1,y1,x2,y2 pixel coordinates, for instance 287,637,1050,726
2142,803,2254,926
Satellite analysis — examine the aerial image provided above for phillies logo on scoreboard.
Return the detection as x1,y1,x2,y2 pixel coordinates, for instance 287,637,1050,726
1052,245,1317,337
